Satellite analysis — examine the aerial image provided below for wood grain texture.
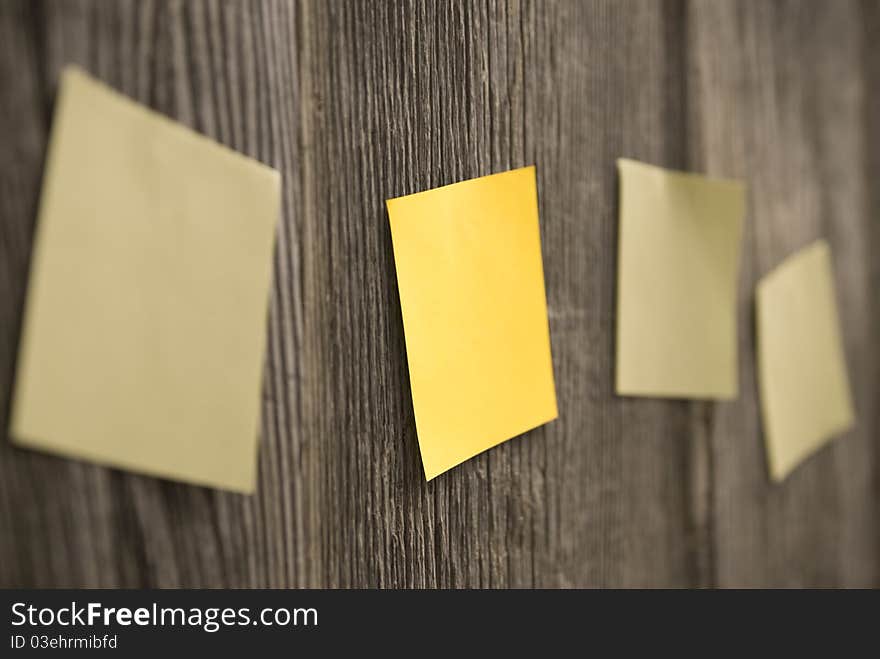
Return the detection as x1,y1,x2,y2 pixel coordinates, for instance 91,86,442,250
0,0,877,588
686,0,880,588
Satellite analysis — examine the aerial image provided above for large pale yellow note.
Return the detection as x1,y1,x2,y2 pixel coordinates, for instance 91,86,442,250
757,240,854,481
387,166,558,480
616,158,745,399
10,67,281,492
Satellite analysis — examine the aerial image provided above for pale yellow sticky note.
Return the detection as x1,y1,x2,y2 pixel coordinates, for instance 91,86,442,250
757,240,854,481
387,166,558,480
10,67,280,492
616,158,745,399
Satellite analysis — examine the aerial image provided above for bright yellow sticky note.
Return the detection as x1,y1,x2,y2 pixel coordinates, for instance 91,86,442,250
616,158,745,399
387,166,558,480
757,240,854,481
10,67,280,492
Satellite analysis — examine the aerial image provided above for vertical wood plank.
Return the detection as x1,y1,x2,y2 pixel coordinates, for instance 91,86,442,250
687,0,878,586
0,0,876,587
0,0,317,588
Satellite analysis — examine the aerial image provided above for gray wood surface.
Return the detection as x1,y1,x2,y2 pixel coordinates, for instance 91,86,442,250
0,0,877,588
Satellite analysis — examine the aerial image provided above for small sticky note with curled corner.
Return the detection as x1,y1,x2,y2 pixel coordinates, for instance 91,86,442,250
387,166,558,480
615,158,745,399
757,240,855,481
9,66,281,492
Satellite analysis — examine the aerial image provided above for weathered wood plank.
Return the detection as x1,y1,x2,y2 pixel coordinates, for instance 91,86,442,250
0,0,876,588
687,0,878,587
0,0,314,588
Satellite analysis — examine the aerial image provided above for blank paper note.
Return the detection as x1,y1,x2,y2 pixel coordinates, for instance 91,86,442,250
615,158,745,399
757,240,854,481
387,166,558,480
10,67,281,492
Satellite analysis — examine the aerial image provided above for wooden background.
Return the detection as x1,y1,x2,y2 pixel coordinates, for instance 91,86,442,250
0,0,877,588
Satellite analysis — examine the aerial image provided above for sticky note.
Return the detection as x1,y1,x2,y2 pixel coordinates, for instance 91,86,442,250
757,240,854,481
615,158,745,399
387,166,557,479
9,67,280,492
